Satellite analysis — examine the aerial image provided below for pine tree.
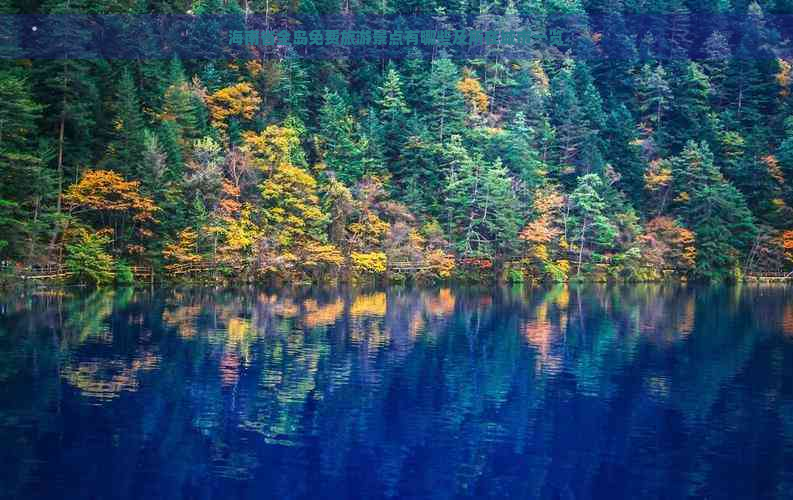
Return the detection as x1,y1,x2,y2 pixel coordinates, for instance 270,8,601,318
569,173,617,276
549,61,590,175
428,55,465,143
592,2,638,99
162,55,201,141
669,141,757,279
35,0,102,255
669,62,712,148
400,48,429,111
574,61,607,172
107,68,146,180
376,64,410,163
635,63,672,145
158,120,184,179
493,112,546,209
603,102,644,205
318,89,366,184
0,68,47,259
702,31,731,108
274,57,309,122
443,137,522,259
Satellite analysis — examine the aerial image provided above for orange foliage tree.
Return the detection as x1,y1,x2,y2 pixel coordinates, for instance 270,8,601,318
162,228,202,272
783,229,793,267
64,169,158,255
457,71,490,115
640,216,696,272
519,186,566,274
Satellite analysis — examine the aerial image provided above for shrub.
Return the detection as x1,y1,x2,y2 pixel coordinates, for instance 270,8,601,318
544,259,570,282
65,230,115,286
351,251,387,275
115,260,135,285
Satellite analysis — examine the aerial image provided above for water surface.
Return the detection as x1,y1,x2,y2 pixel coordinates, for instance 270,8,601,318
1,284,792,499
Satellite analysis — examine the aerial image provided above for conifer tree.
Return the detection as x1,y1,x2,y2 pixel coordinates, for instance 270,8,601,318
669,141,757,279
376,64,410,163
428,55,466,143
318,89,366,184
443,137,522,259
107,68,146,180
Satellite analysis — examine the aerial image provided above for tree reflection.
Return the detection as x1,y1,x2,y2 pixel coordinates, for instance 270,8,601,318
0,284,792,498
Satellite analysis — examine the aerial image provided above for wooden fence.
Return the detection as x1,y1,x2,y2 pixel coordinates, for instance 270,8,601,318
387,261,437,273
1,263,154,282
745,271,793,279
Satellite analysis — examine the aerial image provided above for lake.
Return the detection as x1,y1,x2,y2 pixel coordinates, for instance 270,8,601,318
0,284,792,499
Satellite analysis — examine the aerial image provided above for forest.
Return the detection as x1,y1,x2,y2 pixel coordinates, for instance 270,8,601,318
2,0,793,284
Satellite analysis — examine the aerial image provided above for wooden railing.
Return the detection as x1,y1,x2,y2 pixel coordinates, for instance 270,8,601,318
164,262,243,275
745,271,793,279
387,261,436,272
1,263,155,281
20,264,72,280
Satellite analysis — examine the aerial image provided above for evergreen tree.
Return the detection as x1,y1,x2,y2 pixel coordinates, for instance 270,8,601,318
274,57,310,122
569,173,617,276
376,64,410,163
603,102,644,205
428,55,465,143
443,137,522,259
670,141,757,279
0,68,47,259
549,61,590,175
107,68,146,179
318,89,366,185
162,55,202,141
635,63,672,146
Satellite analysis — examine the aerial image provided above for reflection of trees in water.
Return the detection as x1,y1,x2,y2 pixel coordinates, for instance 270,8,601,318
783,303,793,338
61,351,160,400
1,285,793,497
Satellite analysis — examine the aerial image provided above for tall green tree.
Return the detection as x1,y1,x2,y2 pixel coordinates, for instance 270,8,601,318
670,141,757,279
443,136,522,260
318,89,366,184
376,64,410,163
428,55,466,143
568,173,617,276
106,68,146,180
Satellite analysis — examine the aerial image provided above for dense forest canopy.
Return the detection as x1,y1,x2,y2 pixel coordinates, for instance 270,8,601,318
2,0,793,283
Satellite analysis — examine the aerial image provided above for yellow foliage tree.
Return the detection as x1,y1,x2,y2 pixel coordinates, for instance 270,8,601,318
351,251,387,274
777,58,792,97
762,155,786,185
207,82,261,131
207,181,260,269
641,217,697,272
260,163,326,247
519,187,565,265
245,123,341,277
163,228,202,272
242,125,300,173
425,249,456,278
529,60,550,96
644,158,673,213
783,229,793,266
457,71,489,115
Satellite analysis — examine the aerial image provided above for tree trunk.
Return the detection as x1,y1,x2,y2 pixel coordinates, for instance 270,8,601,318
47,112,66,262
576,218,588,277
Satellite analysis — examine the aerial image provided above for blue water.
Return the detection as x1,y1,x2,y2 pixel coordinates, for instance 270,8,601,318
1,284,792,499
